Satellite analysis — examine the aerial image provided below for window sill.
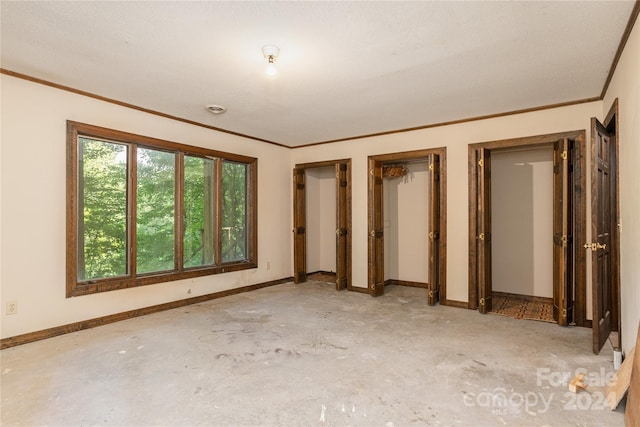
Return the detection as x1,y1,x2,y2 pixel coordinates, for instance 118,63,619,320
67,261,258,297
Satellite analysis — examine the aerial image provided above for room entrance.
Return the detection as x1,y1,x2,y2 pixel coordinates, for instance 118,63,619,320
293,159,351,290
367,148,446,304
468,130,588,327
590,100,621,354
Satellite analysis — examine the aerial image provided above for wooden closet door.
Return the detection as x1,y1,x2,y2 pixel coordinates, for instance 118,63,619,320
293,167,306,283
427,154,441,305
553,138,572,326
335,163,348,290
477,148,492,313
368,159,384,296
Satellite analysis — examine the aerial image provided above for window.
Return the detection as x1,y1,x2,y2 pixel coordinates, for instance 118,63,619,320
67,121,257,297
222,161,248,262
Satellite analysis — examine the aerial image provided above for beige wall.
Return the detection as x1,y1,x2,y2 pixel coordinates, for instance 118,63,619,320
305,166,336,273
292,101,600,303
383,162,429,283
0,75,293,339
602,18,640,353
491,148,553,298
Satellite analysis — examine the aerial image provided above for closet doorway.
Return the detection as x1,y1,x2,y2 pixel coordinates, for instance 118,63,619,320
468,130,587,327
490,147,556,322
293,159,351,290
367,148,447,305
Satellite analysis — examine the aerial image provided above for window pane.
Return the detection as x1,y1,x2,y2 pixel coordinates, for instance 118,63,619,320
78,138,128,281
222,161,247,262
183,156,215,268
136,148,175,274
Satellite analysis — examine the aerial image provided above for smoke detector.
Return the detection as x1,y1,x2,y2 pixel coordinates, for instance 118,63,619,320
206,104,227,115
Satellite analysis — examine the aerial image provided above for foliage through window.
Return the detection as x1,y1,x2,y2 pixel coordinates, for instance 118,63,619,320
67,121,257,297
222,161,248,262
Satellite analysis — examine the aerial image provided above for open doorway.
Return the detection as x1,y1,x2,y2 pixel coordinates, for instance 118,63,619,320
490,147,556,323
293,159,351,290
468,130,588,328
384,160,430,289
306,166,337,280
367,148,446,305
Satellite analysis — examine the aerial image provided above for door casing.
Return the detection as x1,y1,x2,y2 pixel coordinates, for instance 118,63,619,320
468,130,588,327
293,159,352,290
603,100,621,341
367,148,447,303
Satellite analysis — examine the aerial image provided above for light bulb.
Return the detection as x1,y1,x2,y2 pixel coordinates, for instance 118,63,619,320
266,61,277,76
262,45,280,77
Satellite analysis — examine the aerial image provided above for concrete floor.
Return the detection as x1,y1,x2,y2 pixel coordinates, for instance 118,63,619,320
1,282,624,426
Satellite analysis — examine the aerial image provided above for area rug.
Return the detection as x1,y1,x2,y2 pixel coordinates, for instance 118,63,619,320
490,293,555,323
307,272,336,284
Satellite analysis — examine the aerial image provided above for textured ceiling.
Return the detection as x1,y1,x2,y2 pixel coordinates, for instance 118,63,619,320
1,1,635,147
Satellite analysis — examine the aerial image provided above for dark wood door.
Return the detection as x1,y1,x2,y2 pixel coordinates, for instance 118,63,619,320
553,138,573,326
477,148,492,313
427,154,440,305
293,167,306,283
591,118,613,354
368,159,384,296
335,163,348,290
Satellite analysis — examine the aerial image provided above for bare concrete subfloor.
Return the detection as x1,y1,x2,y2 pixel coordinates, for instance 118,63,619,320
1,282,624,426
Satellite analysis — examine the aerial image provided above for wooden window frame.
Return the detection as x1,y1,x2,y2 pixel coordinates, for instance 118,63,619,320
66,121,257,297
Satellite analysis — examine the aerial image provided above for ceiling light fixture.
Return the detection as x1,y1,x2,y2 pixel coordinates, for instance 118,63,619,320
262,45,280,76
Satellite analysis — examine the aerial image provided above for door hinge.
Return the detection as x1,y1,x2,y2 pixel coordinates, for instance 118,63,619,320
561,150,568,160
429,163,434,171
561,235,567,246
583,242,607,251
478,232,485,241
479,297,485,306
562,308,567,318
478,159,484,167
369,168,374,176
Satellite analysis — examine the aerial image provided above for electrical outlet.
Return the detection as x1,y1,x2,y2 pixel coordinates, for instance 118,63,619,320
6,301,17,315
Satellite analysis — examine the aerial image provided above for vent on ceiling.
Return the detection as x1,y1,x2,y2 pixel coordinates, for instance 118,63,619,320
206,104,227,115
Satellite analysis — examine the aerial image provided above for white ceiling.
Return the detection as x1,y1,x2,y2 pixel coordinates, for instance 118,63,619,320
1,1,635,147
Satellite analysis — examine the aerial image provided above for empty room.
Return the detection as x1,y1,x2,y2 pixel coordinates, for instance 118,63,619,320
2,1,640,426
